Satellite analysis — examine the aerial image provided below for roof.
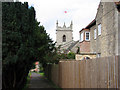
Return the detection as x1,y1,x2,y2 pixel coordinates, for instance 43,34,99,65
85,19,96,29
115,2,120,12
67,40,79,51
79,19,96,32
79,28,89,32
79,1,120,32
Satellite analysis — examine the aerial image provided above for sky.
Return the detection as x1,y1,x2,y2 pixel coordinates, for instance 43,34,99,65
18,0,101,42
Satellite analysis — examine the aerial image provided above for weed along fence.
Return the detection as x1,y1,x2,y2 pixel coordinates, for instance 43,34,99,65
44,56,120,88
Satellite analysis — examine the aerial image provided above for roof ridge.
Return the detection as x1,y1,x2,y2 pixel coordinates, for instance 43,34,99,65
67,40,79,50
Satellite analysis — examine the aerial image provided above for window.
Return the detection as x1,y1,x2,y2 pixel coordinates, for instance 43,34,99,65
63,35,66,42
97,53,101,58
98,24,101,35
85,32,90,41
94,29,96,39
80,32,83,42
86,57,90,60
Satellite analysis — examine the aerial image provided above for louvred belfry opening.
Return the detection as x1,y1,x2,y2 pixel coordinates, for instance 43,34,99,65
63,35,66,42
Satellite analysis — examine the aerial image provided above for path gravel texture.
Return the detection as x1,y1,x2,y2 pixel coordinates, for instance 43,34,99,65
27,72,54,89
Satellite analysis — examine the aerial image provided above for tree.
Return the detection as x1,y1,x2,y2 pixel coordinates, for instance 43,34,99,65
2,2,55,89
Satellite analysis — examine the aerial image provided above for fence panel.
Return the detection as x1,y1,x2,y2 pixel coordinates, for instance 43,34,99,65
75,61,79,88
51,64,59,86
45,55,120,88
118,56,120,88
115,56,118,88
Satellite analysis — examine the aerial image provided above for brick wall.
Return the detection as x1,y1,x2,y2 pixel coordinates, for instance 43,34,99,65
80,29,90,53
80,41,90,53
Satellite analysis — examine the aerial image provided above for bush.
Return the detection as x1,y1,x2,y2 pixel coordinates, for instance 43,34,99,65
67,52,75,59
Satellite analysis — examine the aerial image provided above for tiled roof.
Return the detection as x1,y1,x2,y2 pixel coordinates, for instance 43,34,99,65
80,1,120,32
115,1,120,5
85,19,96,29
115,1,120,12
67,40,79,51
79,19,96,32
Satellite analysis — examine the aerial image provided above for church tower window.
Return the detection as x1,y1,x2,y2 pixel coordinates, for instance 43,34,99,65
63,35,66,42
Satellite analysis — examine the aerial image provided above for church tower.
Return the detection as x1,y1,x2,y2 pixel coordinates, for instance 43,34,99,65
56,20,73,47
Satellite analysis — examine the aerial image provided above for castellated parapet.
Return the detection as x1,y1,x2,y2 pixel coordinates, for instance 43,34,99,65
56,20,73,30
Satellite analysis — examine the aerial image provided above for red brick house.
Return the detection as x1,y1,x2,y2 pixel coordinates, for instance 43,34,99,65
76,20,96,60
79,29,90,53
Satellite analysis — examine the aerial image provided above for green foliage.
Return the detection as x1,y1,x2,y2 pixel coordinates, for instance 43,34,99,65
42,50,75,68
36,72,44,76
2,2,75,89
22,72,31,90
67,52,75,59
2,2,55,89
57,52,75,59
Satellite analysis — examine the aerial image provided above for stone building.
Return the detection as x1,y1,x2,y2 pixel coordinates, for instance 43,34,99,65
56,20,73,47
91,1,120,57
56,21,79,53
77,1,120,59
77,28,96,60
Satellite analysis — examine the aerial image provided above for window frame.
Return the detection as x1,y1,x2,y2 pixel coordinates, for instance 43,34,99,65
94,28,97,39
80,32,83,42
85,32,90,41
98,24,101,36
97,53,101,58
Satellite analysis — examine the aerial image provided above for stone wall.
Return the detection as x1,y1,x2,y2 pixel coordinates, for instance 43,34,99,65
102,2,118,57
56,30,73,46
90,25,96,53
56,22,73,47
90,2,119,57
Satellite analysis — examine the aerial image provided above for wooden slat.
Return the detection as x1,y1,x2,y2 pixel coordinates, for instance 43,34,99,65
45,55,120,89
118,56,120,89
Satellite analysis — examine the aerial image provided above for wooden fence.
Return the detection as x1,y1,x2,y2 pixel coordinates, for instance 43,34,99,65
44,56,120,88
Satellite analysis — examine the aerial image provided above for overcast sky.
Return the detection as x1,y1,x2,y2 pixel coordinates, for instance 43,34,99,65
18,0,100,42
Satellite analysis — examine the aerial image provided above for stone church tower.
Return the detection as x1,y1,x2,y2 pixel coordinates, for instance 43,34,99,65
56,20,80,53
56,20,73,48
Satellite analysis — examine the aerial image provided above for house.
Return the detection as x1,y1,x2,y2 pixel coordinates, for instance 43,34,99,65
77,26,96,60
76,1,120,60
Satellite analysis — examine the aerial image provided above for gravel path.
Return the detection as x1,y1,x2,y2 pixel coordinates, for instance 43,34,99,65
28,72,54,89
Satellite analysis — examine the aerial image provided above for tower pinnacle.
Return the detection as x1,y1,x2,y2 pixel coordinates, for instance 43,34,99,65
63,22,66,28
70,21,73,29
56,20,58,28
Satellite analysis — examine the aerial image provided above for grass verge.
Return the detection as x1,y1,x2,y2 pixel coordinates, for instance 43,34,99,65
22,72,31,90
36,71,44,76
